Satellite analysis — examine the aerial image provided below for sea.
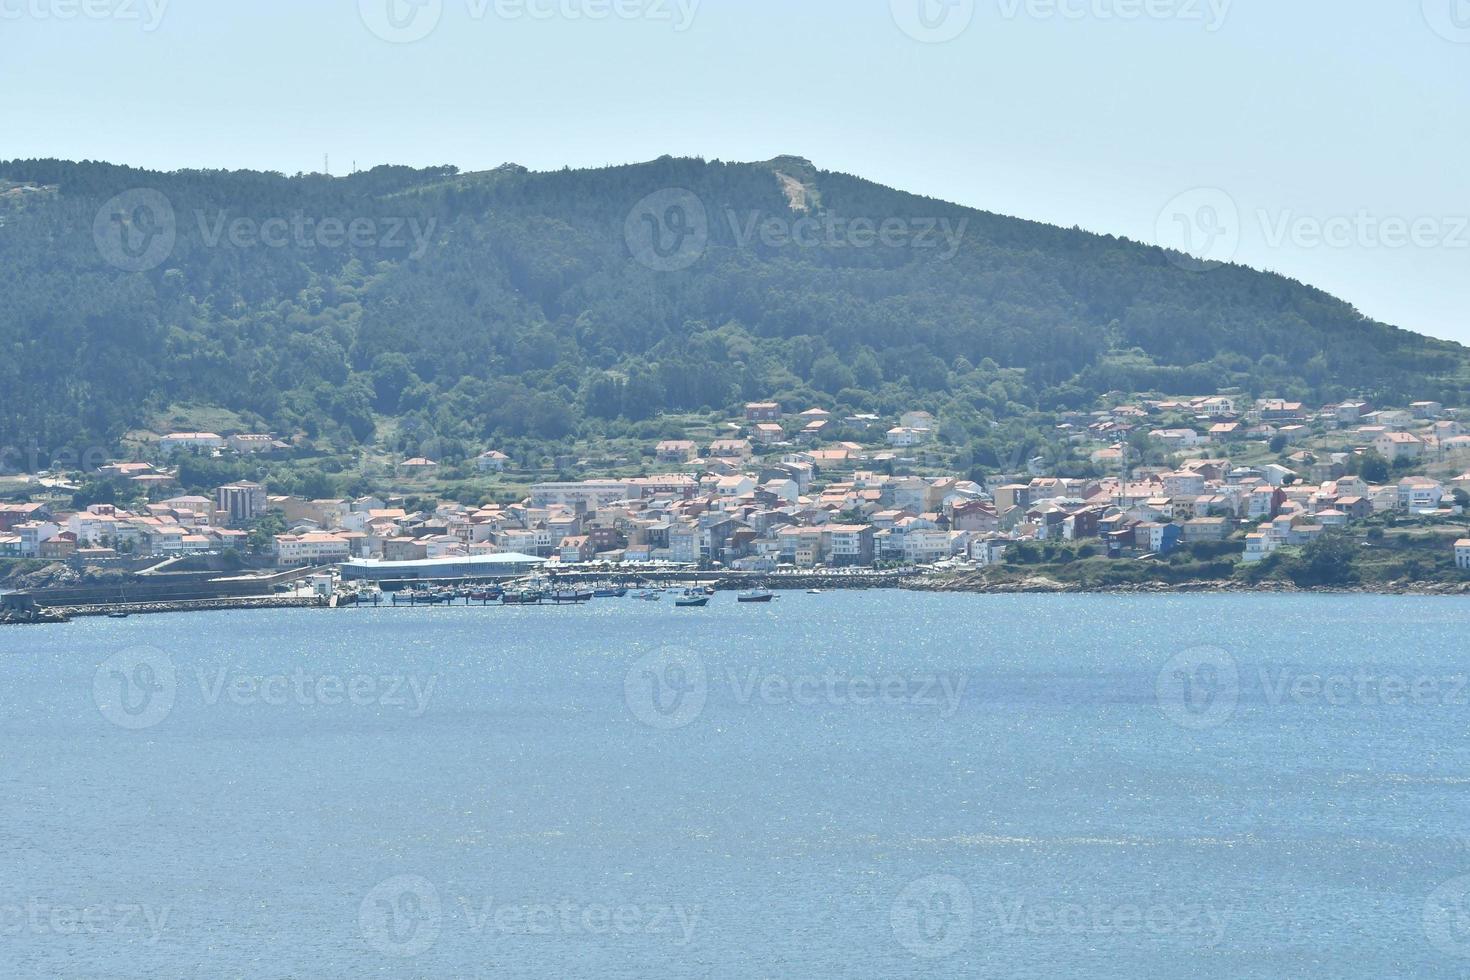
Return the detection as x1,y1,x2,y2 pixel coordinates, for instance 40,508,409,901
2,591,1469,978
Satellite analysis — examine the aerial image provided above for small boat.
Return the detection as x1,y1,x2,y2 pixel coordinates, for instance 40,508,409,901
549,589,594,604
806,589,823,595
593,587,628,598
106,611,131,619
737,589,775,603
675,594,710,608
502,590,543,605
635,591,661,601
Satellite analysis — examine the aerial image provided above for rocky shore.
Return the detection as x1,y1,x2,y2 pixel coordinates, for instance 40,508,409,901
3,595,328,624
902,574,1470,596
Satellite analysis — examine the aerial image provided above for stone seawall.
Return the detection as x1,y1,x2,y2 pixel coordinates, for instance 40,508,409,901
48,596,327,621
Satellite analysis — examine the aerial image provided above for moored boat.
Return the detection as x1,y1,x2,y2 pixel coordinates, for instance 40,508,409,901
737,589,775,603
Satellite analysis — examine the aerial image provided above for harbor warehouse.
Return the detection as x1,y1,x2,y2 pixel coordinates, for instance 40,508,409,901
340,553,547,583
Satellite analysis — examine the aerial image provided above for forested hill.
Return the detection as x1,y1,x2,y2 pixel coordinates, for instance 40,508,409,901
1,155,1466,461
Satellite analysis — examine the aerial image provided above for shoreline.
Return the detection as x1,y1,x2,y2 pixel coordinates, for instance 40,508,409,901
900,576,1470,597
6,579,1470,624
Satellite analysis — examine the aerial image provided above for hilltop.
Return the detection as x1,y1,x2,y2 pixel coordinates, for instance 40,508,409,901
1,154,1467,467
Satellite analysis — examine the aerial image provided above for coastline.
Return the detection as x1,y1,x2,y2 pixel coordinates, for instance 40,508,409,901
901,576,1470,597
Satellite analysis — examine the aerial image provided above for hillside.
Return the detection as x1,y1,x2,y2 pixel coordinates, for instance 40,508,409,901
1,155,1466,467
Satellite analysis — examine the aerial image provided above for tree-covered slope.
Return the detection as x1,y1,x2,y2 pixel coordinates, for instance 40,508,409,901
1,155,1465,460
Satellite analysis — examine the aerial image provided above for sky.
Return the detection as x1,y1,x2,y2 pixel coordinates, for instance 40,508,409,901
3,0,1468,343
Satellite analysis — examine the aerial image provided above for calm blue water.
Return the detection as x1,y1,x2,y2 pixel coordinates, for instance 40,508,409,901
3,592,1470,978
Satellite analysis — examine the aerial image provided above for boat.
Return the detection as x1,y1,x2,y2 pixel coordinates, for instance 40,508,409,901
501,590,543,605
737,589,775,603
675,594,710,608
593,587,628,598
106,611,131,619
549,589,594,604
635,590,661,601
806,589,823,595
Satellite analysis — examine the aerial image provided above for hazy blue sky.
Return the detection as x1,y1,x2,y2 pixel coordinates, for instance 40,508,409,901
4,0,1467,342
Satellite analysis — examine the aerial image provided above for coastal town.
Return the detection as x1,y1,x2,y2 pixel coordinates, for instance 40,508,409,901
4,396,1470,597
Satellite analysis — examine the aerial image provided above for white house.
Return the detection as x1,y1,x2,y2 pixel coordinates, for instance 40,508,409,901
1243,532,1278,563
275,533,352,566
887,427,927,448
1456,539,1470,571
158,432,226,457
1373,431,1423,461
476,450,510,473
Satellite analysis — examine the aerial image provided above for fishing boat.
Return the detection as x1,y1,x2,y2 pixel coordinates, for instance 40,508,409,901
549,589,594,604
635,590,661,601
593,586,628,598
737,589,775,603
106,611,131,619
675,592,710,608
